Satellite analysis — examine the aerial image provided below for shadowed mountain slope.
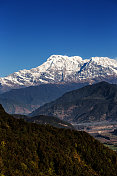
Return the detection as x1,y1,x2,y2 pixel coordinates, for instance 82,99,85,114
0,82,87,114
30,81,117,123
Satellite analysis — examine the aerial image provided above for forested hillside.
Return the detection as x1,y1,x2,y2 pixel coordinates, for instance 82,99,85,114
0,104,117,176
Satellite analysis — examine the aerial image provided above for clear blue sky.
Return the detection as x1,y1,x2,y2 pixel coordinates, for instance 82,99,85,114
0,0,117,76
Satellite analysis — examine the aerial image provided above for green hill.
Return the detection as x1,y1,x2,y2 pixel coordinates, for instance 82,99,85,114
0,104,117,176
12,114,74,129
26,115,74,129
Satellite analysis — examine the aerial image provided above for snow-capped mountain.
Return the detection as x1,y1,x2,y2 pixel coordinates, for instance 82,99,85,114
0,55,117,93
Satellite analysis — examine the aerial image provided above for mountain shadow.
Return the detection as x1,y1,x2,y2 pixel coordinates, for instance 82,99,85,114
30,81,117,123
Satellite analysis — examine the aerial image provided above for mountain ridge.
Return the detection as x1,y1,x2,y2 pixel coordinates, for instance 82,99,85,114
29,81,117,123
0,82,88,114
1,55,117,93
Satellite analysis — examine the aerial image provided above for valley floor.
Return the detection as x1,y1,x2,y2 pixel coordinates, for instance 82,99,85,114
72,121,117,151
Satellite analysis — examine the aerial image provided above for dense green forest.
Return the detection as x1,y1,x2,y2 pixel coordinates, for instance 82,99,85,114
0,104,117,176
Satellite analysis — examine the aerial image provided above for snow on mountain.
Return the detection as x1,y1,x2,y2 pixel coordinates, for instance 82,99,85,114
78,57,117,79
0,55,117,92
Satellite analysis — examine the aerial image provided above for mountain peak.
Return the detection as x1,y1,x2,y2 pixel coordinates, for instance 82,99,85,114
90,57,117,65
47,55,83,62
0,55,117,93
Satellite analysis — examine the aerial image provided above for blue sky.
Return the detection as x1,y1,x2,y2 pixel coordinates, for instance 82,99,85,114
0,0,117,76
